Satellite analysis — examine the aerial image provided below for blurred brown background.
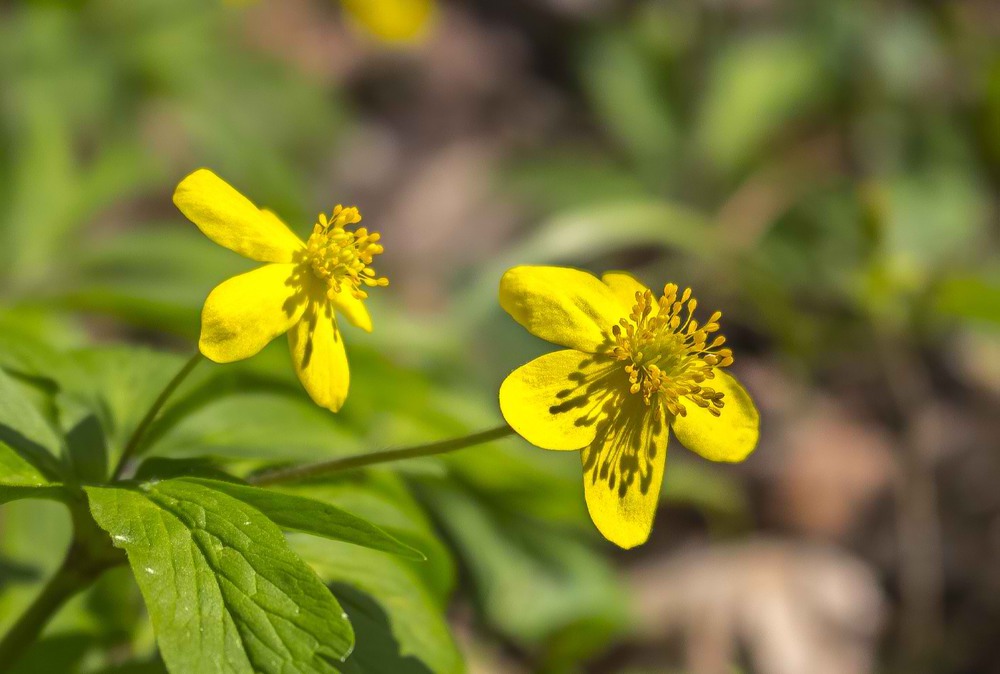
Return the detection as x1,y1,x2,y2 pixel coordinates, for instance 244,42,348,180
2,1,1000,673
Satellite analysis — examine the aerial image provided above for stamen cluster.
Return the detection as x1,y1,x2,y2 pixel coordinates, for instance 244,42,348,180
611,284,733,417
305,205,388,300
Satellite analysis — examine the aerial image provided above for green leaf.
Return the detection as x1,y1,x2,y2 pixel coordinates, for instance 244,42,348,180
0,312,77,385
578,30,677,171
421,485,629,652
334,585,434,674
62,406,109,484
69,347,193,467
696,36,824,173
0,499,73,634
93,659,169,674
0,367,63,481
454,200,713,333
86,480,354,674
2,94,76,285
295,538,463,674
280,473,455,604
1,440,51,487
0,484,66,506
7,632,93,674
144,390,361,462
92,659,169,674
67,227,255,337
882,167,989,273
505,152,648,214
180,478,424,560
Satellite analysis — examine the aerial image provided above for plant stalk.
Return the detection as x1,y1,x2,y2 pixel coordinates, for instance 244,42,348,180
0,541,114,672
250,424,515,486
111,352,203,481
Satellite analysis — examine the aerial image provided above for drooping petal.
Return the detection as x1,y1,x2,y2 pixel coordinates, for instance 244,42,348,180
582,399,668,549
602,271,650,313
199,263,308,363
289,300,350,413
500,350,616,451
499,266,624,353
174,169,305,263
669,370,759,462
330,286,373,333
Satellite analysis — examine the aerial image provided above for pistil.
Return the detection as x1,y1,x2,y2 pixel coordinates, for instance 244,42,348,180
611,284,733,417
305,206,388,300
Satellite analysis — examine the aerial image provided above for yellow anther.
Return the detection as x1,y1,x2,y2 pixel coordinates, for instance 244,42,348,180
609,284,733,414
305,205,388,300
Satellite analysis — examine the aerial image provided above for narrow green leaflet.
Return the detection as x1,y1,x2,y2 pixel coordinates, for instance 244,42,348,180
86,480,354,674
279,473,455,604
0,367,63,481
180,478,424,560
294,537,463,674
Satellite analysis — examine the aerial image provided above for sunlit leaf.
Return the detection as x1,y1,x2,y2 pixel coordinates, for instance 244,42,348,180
296,538,462,674
183,477,424,559
0,367,64,481
87,480,354,674
280,473,455,604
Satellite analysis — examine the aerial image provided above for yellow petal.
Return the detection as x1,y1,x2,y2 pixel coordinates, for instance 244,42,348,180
199,263,308,363
670,370,759,462
499,266,623,353
500,350,616,451
174,169,305,263
601,271,650,312
341,0,436,43
330,286,373,333
582,399,668,549
289,300,350,412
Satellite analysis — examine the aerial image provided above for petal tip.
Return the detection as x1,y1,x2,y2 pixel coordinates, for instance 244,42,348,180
173,168,217,201
197,339,239,365
588,511,652,550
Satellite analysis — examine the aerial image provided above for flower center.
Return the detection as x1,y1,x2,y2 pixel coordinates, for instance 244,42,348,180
305,205,388,300
610,284,733,417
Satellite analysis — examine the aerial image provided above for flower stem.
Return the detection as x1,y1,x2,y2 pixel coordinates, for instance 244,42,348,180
110,352,203,481
249,424,515,486
0,540,116,671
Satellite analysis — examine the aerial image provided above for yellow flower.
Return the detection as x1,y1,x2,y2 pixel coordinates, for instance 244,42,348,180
224,0,436,44
341,0,436,43
498,266,759,548
174,169,387,412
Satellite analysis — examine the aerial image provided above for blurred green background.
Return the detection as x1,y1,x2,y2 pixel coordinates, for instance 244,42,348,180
2,0,999,672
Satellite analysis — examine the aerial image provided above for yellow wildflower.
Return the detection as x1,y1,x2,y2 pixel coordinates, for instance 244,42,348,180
341,0,436,43
224,0,436,44
174,169,387,412
498,266,759,548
